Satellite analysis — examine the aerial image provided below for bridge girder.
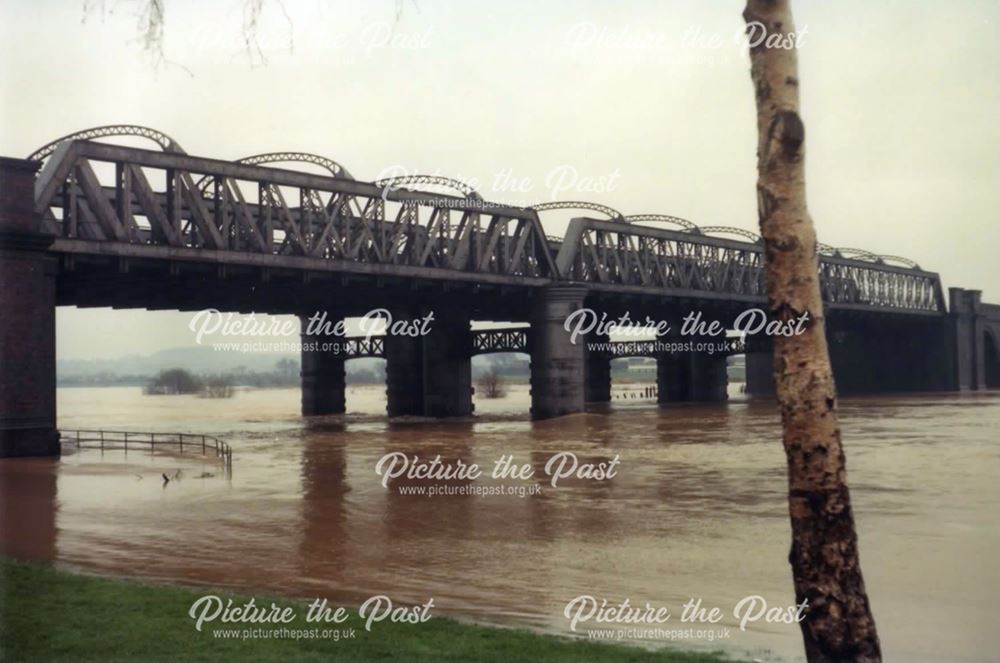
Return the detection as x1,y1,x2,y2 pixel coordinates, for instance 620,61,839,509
26,133,942,315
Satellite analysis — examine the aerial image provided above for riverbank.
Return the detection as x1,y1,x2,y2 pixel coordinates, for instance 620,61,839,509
0,559,744,663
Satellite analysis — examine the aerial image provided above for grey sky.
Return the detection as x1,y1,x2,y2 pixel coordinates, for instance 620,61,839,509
2,0,997,359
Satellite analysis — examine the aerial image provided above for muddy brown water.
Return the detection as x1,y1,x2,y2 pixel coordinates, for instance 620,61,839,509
1,385,997,662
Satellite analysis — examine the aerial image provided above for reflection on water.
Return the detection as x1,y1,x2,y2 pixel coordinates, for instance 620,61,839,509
1,385,998,662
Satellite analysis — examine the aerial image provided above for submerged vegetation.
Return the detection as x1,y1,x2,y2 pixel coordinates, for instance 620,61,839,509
143,368,202,395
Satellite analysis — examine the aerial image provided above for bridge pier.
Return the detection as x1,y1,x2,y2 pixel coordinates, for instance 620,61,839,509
300,314,346,416
422,311,473,417
584,332,612,403
656,350,728,404
0,158,59,457
948,288,987,390
385,317,424,417
529,286,586,419
656,354,685,404
744,351,776,397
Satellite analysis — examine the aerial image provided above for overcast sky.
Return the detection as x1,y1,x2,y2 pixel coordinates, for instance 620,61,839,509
2,0,998,359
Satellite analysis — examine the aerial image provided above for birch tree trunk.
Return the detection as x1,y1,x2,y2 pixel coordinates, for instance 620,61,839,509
742,1,882,661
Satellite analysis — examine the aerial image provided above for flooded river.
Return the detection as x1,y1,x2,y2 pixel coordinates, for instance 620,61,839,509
1,385,998,662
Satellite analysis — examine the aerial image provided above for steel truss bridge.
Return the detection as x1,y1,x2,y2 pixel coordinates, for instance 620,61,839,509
29,125,944,315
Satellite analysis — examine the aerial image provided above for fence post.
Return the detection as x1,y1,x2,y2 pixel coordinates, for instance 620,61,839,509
179,434,183,453
202,435,206,455
100,430,104,452
124,431,128,455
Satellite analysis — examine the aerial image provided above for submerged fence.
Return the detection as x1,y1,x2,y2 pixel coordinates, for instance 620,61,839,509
59,429,232,473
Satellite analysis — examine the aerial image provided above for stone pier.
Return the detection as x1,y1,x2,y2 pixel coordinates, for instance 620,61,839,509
529,286,586,419
948,288,987,391
0,158,58,457
583,331,612,403
385,325,424,417
656,349,728,404
422,311,473,417
300,313,347,416
744,351,776,397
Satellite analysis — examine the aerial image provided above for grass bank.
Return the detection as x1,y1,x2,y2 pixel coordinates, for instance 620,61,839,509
0,559,746,663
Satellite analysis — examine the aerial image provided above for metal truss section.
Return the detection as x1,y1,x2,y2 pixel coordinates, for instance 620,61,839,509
556,219,943,312
195,152,354,194
699,226,762,243
819,258,939,311
374,174,481,200
557,219,767,297
531,201,625,221
236,152,353,179
472,328,529,354
34,141,557,281
837,248,880,262
28,133,942,314
878,254,921,269
624,214,699,231
341,336,384,358
29,125,185,161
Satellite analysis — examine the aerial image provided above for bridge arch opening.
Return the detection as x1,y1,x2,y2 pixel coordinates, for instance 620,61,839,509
608,357,658,402
985,329,1000,389
471,352,530,413
344,357,387,414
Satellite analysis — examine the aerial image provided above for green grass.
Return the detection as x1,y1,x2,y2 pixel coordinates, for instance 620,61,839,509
0,558,746,663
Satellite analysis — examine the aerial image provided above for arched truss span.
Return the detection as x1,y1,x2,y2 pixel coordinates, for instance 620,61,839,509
28,125,185,161
530,201,625,221
836,248,919,268
837,248,880,262
236,152,353,179
195,152,354,193
374,174,481,200
876,254,921,269
624,214,699,231
817,242,838,256
699,226,761,242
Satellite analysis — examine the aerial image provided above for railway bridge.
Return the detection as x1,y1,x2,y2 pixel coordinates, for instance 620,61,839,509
2,126,998,456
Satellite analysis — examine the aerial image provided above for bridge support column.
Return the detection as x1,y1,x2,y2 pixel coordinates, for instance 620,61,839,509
529,286,587,419
656,354,685,404
744,351,776,397
690,352,729,401
385,308,424,417
584,332,611,403
422,311,473,417
0,158,59,458
656,349,728,404
948,288,986,391
300,314,346,416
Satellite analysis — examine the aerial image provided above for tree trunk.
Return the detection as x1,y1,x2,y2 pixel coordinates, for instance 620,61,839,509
742,1,882,661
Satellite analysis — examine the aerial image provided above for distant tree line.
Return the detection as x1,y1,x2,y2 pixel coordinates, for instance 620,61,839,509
66,358,389,395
